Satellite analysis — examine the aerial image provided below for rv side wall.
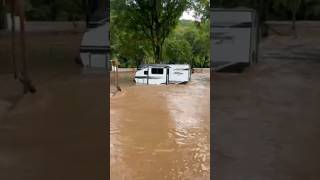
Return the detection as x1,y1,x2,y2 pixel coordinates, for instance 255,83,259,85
135,65,191,85
211,9,257,67
80,22,109,70
168,65,190,83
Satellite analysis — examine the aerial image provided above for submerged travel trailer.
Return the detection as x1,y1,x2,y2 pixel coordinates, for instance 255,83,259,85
135,64,191,85
79,0,110,71
211,8,259,71
80,21,109,70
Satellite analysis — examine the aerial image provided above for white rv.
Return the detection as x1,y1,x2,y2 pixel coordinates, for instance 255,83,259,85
211,8,259,70
135,64,191,85
79,0,110,71
80,19,110,70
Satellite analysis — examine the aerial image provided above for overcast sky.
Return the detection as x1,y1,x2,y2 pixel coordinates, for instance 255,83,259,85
180,10,197,21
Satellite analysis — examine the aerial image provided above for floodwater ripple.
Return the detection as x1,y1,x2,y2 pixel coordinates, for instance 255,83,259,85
110,73,210,180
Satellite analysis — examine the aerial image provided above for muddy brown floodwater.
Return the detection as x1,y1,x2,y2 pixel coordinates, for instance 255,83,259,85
110,73,210,180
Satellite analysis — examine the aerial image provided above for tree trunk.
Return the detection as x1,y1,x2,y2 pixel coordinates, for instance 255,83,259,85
0,0,5,29
292,8,298,38
154,44,162,63
83,0,89,27
258,0,269,37
49,0,58,21
292,9,296,31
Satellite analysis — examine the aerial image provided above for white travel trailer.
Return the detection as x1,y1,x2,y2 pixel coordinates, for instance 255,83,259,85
79,0,110,71
80,19,110,71
135,64,191,85
211,8,259,70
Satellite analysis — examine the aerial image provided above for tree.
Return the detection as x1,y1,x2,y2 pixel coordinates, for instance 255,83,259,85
164,38,192,64
303,0,320,19
0,0,6,29
111,0,209,67
189,0,210,22
115,31,151,67
163,19,209,67
273,0,302,31
26,0,86,21
110,0,153,67
114,0,189,63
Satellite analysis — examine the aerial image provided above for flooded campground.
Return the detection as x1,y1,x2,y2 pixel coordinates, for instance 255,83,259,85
110,72,210,180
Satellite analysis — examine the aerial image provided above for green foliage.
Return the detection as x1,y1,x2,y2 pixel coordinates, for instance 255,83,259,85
112,0,189,63
25,0,85,21
111,0,210,68
110,0,153,67
189,0,210,21
273,0,302,30
163,37,193,64
303,0,320,19
172,20,209,67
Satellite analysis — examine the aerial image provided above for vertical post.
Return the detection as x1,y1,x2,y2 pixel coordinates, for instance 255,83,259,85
147,66,149,85
112,60,116,87
255,11,260,64
18,0,27,91
17,0,36,94
115,59,121,91
166,67,169,85
10,0,17,79
84,0,89,28
115,63,119,89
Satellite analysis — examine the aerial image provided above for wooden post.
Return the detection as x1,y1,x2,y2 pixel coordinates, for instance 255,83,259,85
111,59,121,92
112,60,116,86
10,0,17,79
115,63,119,89
18,0,26,76
115,59,121,91
17,0,36,94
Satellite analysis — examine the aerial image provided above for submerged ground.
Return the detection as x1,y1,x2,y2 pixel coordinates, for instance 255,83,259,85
110,73,210,180
0,31,108,179
213,23,320,180
0,22,319,180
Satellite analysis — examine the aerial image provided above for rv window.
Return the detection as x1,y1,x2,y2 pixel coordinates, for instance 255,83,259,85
151,68,163,74
144,71,148,75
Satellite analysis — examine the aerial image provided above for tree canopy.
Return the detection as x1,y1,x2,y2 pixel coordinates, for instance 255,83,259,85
112,0,189,63
25,0,86,21
111,0,209,67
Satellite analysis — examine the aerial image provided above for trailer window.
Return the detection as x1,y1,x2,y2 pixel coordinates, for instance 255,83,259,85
144,71,148,75
151,68,163,74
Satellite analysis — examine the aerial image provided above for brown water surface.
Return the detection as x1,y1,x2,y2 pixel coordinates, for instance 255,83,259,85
110,73,210,180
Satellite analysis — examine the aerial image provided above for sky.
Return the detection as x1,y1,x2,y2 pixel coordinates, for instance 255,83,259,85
180,10,197,21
